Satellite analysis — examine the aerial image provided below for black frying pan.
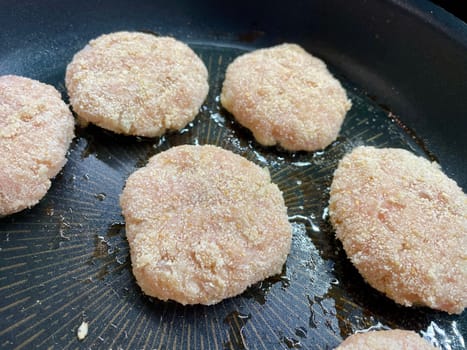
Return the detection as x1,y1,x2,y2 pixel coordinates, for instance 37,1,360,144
1,1,466,349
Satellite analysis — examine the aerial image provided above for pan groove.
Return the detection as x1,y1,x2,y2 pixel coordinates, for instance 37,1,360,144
0,43,465,349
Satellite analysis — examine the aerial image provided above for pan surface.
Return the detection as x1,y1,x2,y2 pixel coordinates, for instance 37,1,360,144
0,0,466,349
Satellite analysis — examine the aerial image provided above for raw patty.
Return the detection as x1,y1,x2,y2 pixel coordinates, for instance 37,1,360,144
329,146,467,314
120,145,292,305
335,329,435,350
221,43,352,152
66,31,208,137
0,75,74,216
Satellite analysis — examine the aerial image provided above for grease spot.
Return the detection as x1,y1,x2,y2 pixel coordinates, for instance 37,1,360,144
295,327,307,338
94,193,106,201
107,222,125,237
242,265,289,304
224,311,251,350
281,336,302,348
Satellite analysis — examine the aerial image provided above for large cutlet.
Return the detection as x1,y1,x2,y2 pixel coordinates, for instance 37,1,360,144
66,31,208,137
120,145,292,305
329,146,467,314
221,43,351,152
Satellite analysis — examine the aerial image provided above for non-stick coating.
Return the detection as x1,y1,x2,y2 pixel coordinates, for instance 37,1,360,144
0,1,466,349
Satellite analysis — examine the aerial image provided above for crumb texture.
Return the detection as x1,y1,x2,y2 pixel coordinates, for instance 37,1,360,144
221,43,351,151
66,31,208,137
329,146,467,314
120,145,292,305
335,330,436,350
0,75,74,216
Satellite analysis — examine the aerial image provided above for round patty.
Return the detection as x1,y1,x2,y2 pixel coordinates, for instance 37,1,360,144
336,330,435,350
329,146,467,314
120,145,292,305
0,75,74,216
66,31,208,137
220,43,351,152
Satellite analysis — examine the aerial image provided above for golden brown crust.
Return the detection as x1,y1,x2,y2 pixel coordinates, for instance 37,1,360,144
329,146,467,314
120,145,292,305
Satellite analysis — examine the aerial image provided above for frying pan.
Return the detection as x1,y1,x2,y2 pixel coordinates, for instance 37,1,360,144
0,0,466,349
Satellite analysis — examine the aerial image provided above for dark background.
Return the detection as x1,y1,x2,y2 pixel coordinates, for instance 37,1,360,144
432,0,467,22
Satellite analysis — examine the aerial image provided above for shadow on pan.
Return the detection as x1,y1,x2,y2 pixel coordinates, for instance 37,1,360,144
0,1,466,349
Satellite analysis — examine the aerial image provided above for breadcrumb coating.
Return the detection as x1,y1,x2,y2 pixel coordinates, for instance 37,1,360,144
120,145,292,305
221,43,351,151
66,31,208,137
0,75,74,216
335,329,436,350
329,146,467,314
